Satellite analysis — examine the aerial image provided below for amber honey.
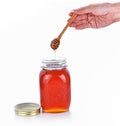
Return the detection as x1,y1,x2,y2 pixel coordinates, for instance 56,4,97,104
39,57,71,113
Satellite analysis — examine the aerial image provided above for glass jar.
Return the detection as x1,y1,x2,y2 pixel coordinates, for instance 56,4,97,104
39,57,71,113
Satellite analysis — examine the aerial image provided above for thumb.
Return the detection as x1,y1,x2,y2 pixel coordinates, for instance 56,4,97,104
73,5,94,14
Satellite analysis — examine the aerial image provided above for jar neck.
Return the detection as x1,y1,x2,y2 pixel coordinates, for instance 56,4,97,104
41,57,67,70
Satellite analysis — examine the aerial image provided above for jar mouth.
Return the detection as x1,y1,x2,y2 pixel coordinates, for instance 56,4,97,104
41,57,67,70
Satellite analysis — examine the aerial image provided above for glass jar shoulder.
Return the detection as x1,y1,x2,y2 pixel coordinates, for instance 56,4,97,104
40,68,70,76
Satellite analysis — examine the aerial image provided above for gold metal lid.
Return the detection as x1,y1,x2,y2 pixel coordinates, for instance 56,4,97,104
15,103,41,116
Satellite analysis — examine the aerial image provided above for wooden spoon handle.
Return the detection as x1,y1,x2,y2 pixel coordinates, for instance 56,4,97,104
58,13,77,39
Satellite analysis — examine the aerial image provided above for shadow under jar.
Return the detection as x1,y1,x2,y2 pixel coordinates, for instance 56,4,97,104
39,57,71,113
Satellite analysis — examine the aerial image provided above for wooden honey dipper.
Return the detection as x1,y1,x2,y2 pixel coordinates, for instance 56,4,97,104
50,13,77,50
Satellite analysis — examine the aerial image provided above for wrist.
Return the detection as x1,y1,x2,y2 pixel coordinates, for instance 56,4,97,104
111,2,120,22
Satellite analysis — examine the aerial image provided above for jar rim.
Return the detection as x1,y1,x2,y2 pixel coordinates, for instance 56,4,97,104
41,57,67,70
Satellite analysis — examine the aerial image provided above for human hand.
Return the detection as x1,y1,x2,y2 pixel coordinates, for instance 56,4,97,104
69,2,120,29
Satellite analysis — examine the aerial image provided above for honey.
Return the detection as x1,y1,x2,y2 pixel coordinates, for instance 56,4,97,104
39,57,71,113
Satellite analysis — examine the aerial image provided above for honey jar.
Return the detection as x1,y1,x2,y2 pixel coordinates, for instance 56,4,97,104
39,57,71,113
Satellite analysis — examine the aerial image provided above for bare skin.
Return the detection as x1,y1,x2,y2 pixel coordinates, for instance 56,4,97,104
69,2,120,29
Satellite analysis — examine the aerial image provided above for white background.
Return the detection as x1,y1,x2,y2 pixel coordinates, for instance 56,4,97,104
0,0,120,125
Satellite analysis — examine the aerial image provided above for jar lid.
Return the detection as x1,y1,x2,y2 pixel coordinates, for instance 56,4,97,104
15,103,41,116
